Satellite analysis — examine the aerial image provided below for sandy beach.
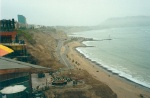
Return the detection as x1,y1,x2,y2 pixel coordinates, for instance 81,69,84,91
24,28,150,98
65,40,150,98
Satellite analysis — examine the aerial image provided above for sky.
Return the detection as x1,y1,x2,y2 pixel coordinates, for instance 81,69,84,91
0,0,150,26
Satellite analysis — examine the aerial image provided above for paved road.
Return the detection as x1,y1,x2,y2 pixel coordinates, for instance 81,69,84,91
56,39,73,69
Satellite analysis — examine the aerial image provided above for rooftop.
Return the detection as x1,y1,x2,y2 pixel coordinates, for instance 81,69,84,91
0,57,48,70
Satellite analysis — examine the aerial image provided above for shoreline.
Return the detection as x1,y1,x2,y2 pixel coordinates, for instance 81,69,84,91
66,39,150,98
75,46,150,90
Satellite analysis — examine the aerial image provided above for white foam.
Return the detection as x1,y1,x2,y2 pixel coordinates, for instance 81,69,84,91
76,48,150,89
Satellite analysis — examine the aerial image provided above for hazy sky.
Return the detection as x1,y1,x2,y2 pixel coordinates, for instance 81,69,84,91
0,0,150,26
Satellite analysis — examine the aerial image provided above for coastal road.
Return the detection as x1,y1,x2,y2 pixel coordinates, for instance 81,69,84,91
56,37,90,69
56,39,73,69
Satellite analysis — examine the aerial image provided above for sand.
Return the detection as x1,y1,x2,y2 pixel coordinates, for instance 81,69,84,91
26,29,150,98
65,41,150,98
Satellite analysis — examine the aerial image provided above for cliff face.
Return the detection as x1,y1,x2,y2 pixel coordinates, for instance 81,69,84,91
18,28,67,69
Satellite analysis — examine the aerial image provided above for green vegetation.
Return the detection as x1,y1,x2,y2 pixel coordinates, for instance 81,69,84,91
16,29,36,44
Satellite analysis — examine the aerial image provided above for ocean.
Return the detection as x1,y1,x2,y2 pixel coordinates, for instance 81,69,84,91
69,26,150,88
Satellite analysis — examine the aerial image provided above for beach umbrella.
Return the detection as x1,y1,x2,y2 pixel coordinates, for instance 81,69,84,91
0,44,14,56
0,85,26,94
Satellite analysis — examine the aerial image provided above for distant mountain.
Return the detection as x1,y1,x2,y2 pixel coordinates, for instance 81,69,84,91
97,16,150,28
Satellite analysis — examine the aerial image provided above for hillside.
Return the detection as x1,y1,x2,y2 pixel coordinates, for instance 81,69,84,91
17,28,117,98
97,16,150,28
17,28,67,69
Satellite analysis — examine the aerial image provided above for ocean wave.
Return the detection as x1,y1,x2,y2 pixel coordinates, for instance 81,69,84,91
76,47,150,89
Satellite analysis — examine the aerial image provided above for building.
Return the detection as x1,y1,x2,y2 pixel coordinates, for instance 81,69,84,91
0,19,17,43
0,19,15,32
0,57,49,98
17,15,27,29
18,15,26,24
0,18,28,60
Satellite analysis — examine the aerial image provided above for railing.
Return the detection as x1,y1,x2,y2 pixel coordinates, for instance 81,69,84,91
0,75,30,89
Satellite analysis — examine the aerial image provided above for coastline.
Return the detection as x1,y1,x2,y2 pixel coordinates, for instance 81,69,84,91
65,39,150,98
75,46,150,90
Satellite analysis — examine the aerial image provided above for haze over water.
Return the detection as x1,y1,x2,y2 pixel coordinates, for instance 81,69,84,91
69,26,150,88
1,0,150,26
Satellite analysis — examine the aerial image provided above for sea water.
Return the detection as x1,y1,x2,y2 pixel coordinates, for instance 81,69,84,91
69,26,150,88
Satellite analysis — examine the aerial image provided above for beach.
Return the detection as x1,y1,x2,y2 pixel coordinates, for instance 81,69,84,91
65,39,150,98
24,28,150,98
